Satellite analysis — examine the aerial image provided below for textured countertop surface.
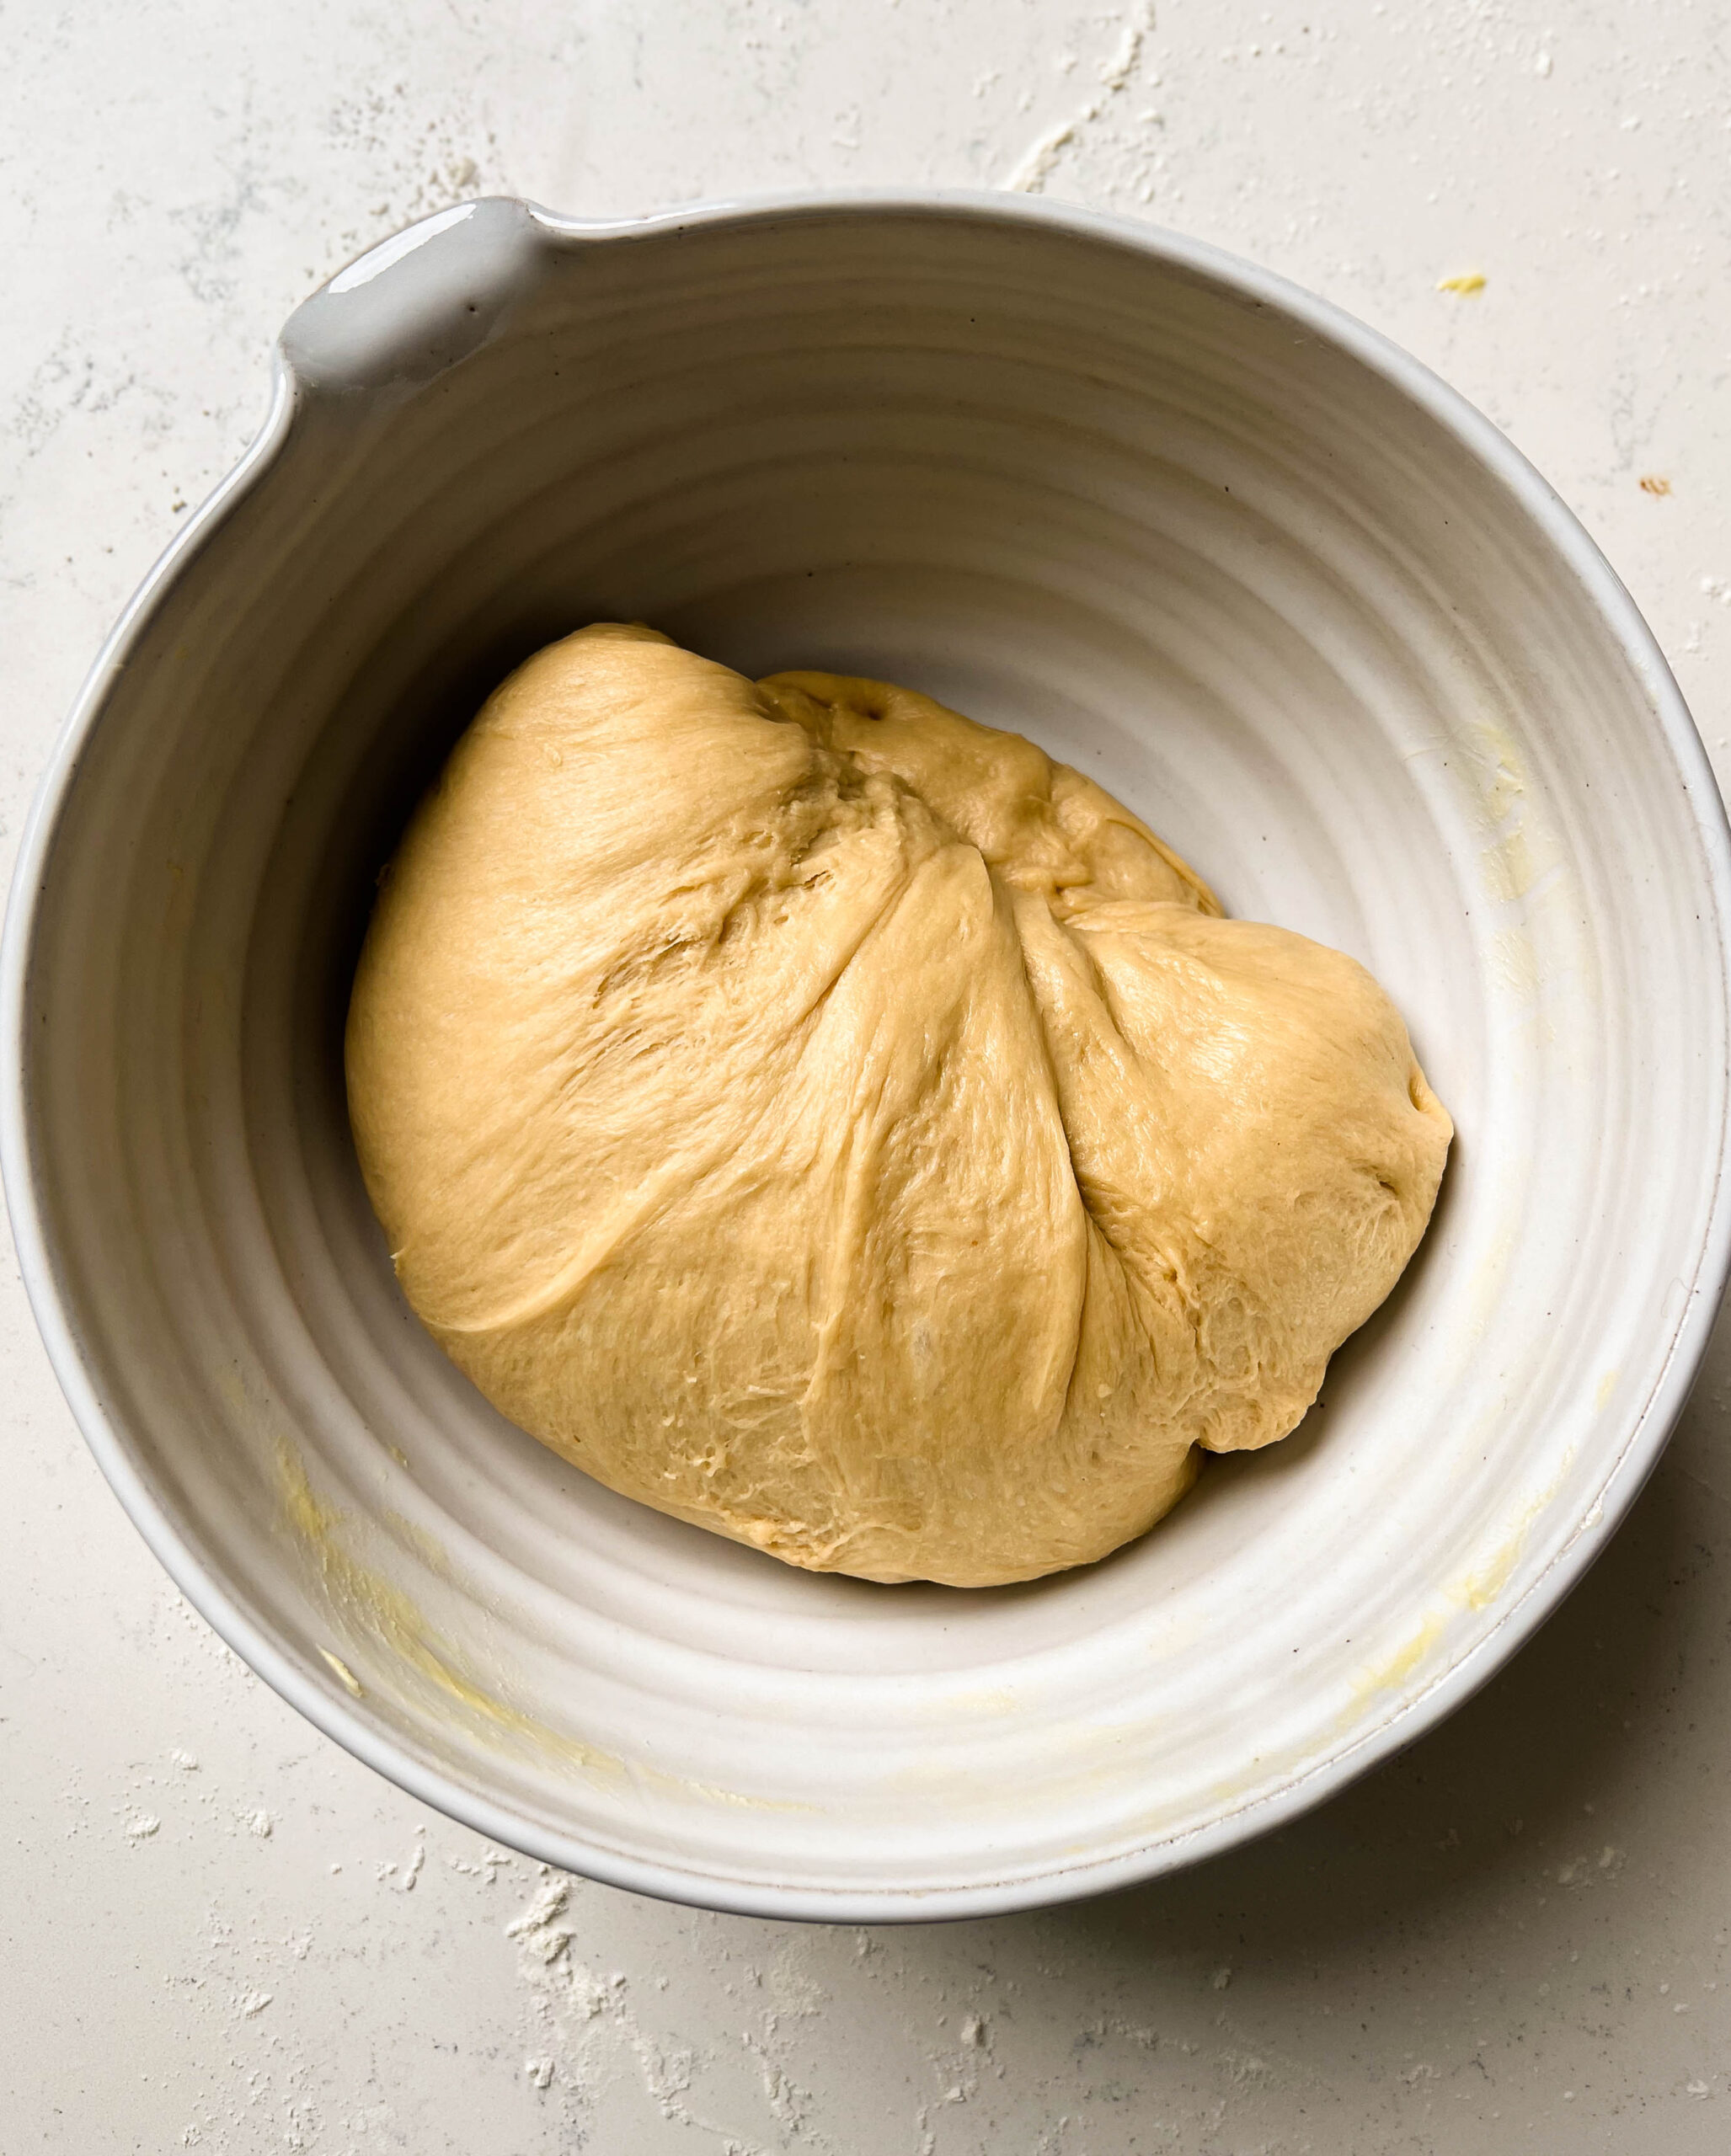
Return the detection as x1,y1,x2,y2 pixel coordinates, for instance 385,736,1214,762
7,3,1731,2151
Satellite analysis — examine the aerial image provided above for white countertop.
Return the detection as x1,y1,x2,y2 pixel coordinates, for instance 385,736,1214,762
7,3,1731,2149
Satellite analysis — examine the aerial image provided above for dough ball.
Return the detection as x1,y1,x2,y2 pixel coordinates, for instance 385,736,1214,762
346,624,1452,1586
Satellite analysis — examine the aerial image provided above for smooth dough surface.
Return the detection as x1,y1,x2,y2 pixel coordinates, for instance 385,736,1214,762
347,623,1452,1587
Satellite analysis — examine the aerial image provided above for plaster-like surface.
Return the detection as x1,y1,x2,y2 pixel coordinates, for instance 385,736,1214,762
5,3,1731,2149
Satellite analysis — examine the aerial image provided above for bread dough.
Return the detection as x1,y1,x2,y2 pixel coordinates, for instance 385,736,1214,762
347,624,1452,1587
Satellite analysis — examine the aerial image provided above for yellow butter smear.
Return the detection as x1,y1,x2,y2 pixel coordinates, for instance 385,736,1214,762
1345,1450,1578,1712
276,1442,813,1812
276,1439,621,1780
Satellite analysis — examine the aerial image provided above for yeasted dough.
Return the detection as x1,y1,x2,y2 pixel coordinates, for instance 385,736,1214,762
347,624,1451,1587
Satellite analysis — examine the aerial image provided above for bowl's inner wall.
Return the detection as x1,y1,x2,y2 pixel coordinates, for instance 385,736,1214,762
20,205,1725,1905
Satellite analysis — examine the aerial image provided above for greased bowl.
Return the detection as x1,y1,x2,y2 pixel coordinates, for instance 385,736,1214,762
7,194,1729,1919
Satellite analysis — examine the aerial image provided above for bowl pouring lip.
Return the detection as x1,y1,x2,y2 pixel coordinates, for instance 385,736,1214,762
5,187,1729,1922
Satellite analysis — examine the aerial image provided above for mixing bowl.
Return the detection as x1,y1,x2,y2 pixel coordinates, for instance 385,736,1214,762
7,193,1728,1920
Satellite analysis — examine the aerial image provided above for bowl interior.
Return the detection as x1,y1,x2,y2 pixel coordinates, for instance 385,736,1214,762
15,200,1727,1915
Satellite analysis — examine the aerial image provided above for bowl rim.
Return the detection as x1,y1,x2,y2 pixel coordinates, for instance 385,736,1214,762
7,184,1730,1922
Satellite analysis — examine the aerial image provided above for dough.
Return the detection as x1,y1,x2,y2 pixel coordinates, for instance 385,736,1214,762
347,624,1452,1587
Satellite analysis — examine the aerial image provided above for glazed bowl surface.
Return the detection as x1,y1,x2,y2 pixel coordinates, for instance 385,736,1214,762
8,192,1728,1919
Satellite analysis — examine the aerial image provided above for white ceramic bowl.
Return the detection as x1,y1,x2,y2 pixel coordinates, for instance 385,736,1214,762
8,193,1730,1921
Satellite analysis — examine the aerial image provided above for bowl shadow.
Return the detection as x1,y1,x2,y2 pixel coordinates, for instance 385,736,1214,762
1016,1289,1728,1963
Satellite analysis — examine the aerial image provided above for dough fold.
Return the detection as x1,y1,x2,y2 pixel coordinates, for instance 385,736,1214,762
347,623,1452,1585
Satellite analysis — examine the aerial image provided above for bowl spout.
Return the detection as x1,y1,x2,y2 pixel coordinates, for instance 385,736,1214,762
279,196,547,397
